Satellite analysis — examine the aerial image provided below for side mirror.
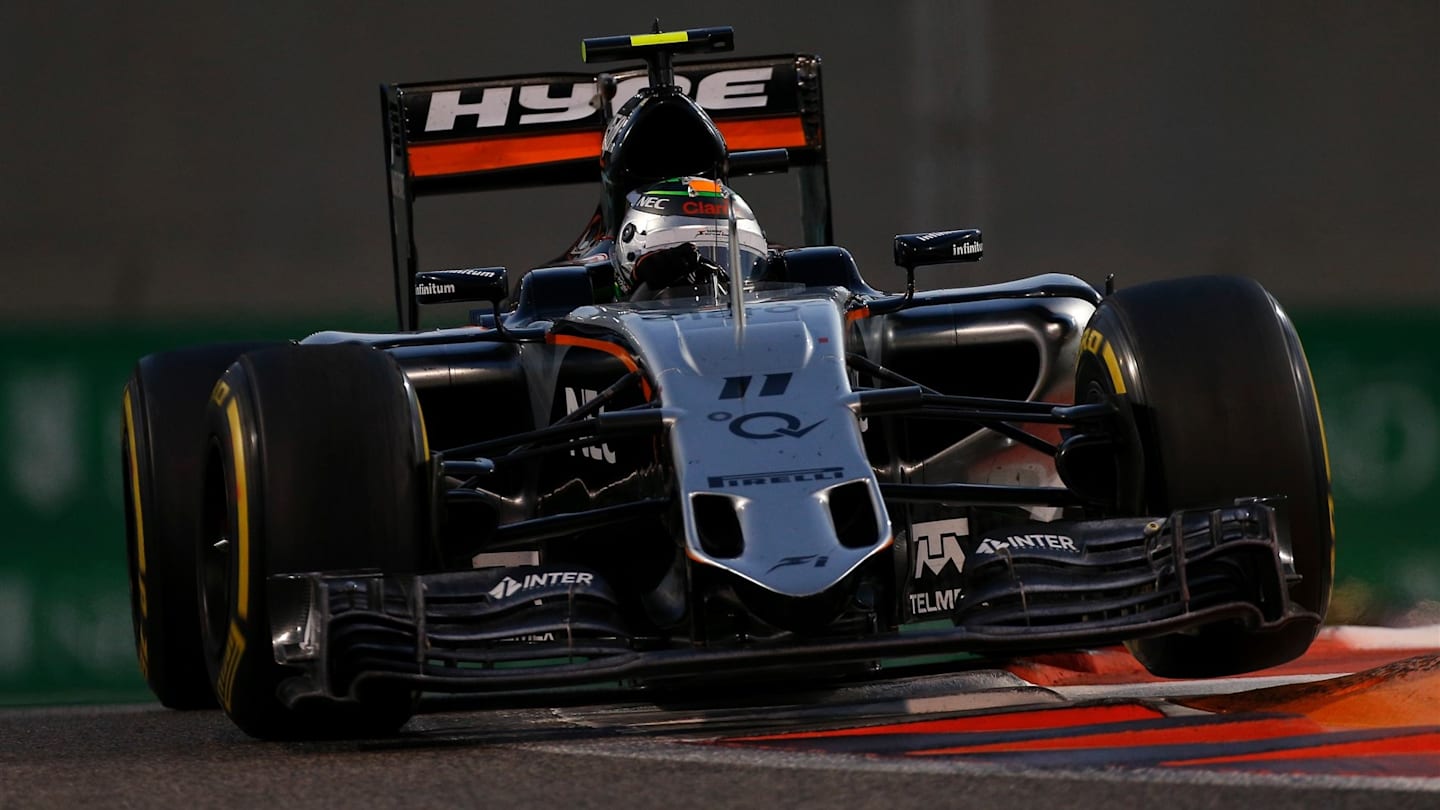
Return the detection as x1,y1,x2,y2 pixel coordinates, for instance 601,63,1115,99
869,229,984,317
893,229,983,270
728,148,790,177
414,267,509,306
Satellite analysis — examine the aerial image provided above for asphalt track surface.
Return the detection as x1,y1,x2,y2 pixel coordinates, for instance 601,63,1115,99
4,654,1436,810
2,704,1433,810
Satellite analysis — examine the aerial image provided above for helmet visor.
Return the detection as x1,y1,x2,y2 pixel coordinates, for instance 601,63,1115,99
635,222,768,280
692,243,767,279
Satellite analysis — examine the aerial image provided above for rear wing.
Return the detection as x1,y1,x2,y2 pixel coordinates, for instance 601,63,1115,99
381,54,831,329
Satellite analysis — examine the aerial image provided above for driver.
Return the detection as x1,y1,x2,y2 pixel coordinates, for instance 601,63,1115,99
613,177,768,299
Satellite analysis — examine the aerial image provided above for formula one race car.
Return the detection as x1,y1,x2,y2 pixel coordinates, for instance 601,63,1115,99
121,26,1334,739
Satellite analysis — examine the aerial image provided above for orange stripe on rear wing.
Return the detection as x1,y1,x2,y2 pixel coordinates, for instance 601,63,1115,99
408,116,809,178
716,117,809,151
409,131,604,178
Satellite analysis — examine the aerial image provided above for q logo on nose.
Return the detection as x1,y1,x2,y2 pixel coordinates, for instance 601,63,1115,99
707,411,825,440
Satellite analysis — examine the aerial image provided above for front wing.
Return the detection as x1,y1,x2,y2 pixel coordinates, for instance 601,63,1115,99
267,502,1319,706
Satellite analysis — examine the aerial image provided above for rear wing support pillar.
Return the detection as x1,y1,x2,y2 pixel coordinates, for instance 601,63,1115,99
382,84,419,331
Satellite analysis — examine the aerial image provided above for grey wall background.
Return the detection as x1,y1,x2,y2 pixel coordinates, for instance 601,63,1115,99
2,0,1436,322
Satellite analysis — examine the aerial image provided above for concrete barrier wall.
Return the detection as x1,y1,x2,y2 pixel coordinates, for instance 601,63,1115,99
1,1,1435,321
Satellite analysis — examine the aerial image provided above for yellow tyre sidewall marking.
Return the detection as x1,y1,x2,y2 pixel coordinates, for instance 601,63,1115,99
213,381,251,713
122,388,151,679
1299,348,1337,594
216,620,246,713
224,397,250,621
1081,327,1127,395
122,389,148,586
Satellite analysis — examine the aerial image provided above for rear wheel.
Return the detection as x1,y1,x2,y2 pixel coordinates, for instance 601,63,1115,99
1074,275,1333,677
122,342,277,709
199,343,430,739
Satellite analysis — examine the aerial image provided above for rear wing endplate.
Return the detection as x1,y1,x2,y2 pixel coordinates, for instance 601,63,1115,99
382,54,831,330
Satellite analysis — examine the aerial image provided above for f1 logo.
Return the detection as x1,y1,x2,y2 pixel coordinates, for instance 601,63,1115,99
766,554,829,574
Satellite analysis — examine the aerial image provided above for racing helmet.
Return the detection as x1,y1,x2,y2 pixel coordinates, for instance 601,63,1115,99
614,177,767,292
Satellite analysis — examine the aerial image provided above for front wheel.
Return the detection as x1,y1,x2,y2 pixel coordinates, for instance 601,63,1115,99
199,343,430,739
1075,275,1333,677
122,342,277,709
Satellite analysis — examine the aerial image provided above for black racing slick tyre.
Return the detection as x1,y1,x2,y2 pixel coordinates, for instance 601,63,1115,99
122,342,278,709
199,344,429,739
1076,275,1334,678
